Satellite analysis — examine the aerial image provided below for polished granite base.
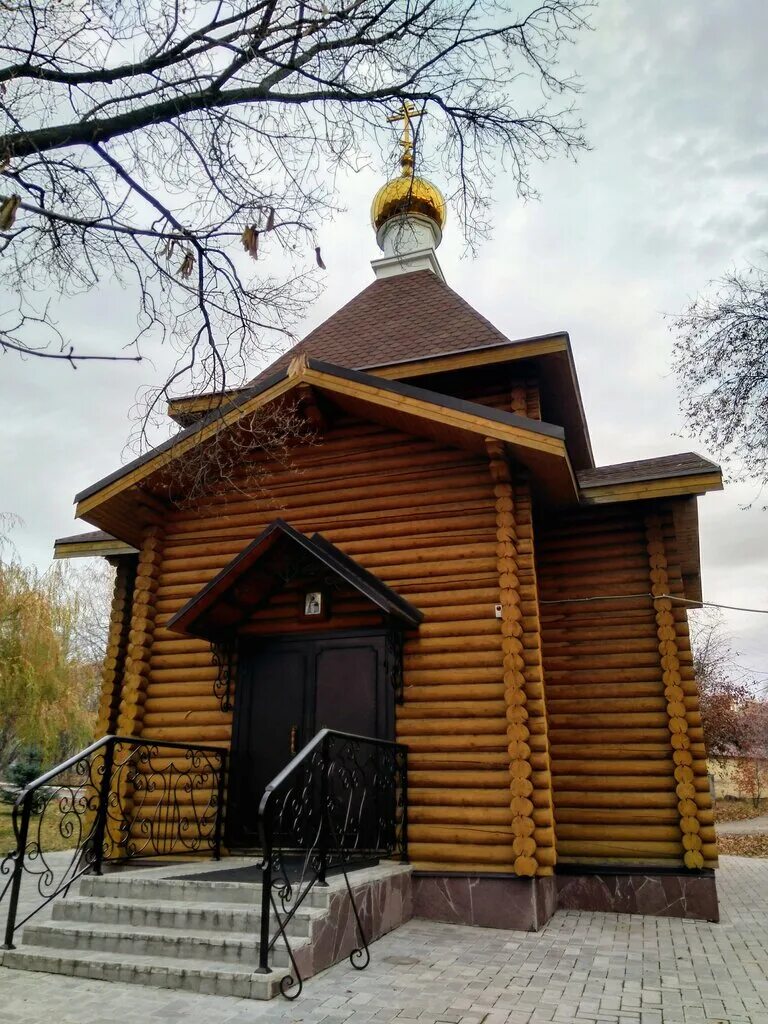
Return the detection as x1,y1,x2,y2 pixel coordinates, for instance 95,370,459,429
294,863,414,979
412,873,557,931
411,867,719,931
556,869,719,922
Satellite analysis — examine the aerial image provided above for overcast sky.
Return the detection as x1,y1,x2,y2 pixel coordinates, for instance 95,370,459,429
1,0,766,682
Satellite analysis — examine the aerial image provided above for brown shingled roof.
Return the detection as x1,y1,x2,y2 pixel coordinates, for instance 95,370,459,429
252,270,513,383
577,452,721,489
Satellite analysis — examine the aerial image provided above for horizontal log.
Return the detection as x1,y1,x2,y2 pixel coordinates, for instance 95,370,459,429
544,670,668,685
555,807,679,824
397,701,507,719
549,744,671,759
143,697,224,714
546,697,667,714
400,735,508,753
549,729,672,745
408,843,515,864
407,751,508,767
150,653,217,669
404,668,504,685
414,631,502,649
405,684,505,702
409,788,509,808
409,854,515,872
555,840,682,858
544,682,694,699
409,807,511,826
408,770,510,788
135,725,232,741
403,651,503,670
549,713,669,729
143,711,230,728
144,681,235,699
552,775,675,793
544,653,662,671
555,823,681,842
149,668,218,683
418,620,502,639
397,718,506,737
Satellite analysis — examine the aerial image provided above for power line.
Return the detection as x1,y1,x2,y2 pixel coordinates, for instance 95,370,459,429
539,592,768,615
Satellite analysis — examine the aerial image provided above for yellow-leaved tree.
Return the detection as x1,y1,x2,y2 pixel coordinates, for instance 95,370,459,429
0,519,109,774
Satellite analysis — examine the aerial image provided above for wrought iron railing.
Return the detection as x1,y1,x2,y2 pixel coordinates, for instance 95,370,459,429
0,735,226,949
256,729,408,999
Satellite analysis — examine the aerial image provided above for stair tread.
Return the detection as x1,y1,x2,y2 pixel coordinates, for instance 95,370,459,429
6,943,290,979
27,918,310,948
61,895,322,917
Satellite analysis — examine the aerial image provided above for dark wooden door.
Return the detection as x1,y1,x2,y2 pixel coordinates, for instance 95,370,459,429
227,630,391,846
226,644,308,846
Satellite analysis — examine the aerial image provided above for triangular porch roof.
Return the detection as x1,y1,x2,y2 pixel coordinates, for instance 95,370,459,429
166,519,422,641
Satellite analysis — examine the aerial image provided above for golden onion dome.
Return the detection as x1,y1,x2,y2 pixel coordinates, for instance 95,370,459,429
371,173,446,233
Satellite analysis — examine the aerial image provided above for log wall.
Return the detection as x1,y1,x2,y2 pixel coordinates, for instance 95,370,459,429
536,502,717,868
137,418,522,872
96,381,716,875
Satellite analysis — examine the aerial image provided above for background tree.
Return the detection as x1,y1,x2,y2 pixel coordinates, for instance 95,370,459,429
0,524,106,774
689,609,750,760
732,701,768,806
671,261,768,494
0,0,591,429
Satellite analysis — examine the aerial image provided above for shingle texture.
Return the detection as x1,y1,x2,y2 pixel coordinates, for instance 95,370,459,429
577,452,720,489
55,529,117,545
251,269,513,383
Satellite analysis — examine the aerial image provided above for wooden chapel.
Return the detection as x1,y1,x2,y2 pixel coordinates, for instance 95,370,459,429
55,110,723,928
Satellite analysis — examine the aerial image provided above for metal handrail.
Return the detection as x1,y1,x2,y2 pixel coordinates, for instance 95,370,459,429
255,729,408,998
257,727,405,818
1,735,227,950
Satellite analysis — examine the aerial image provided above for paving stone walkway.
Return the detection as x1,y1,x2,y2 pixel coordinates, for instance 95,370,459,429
717,815,768,835
1,856,767,1024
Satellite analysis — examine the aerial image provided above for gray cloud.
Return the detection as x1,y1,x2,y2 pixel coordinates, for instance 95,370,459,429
1,0,766,677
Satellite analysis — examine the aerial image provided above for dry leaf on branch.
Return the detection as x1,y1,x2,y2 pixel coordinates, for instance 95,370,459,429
178,251,195,278
0,195,21,230
241,226,259,259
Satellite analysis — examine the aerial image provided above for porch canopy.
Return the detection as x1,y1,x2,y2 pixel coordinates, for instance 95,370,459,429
166,518,422,643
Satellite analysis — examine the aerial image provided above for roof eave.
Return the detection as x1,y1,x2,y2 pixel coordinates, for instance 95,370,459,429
360,332,595,471
75,357,577,532
53,537,139,559
579,470,723,505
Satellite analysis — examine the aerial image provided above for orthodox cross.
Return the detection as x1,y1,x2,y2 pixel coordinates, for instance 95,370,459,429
387,100,425,176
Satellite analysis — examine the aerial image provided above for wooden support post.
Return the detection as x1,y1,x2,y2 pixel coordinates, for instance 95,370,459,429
486,439,552,877
117,525,164,737
509,380,540,420
510,385,527,418
645,512,709,870
96,557,137,737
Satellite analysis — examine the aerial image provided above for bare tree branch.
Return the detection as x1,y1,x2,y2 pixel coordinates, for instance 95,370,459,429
671,259,768,499
0,0,593,437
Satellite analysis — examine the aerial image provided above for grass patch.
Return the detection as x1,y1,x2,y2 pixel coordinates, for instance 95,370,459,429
0,802,75,856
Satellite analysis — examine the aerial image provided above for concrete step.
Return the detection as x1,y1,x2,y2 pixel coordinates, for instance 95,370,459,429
1,945,288,999
79,873,331,909
51,894,318,937
4,860,412,1000
21,919,302,969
